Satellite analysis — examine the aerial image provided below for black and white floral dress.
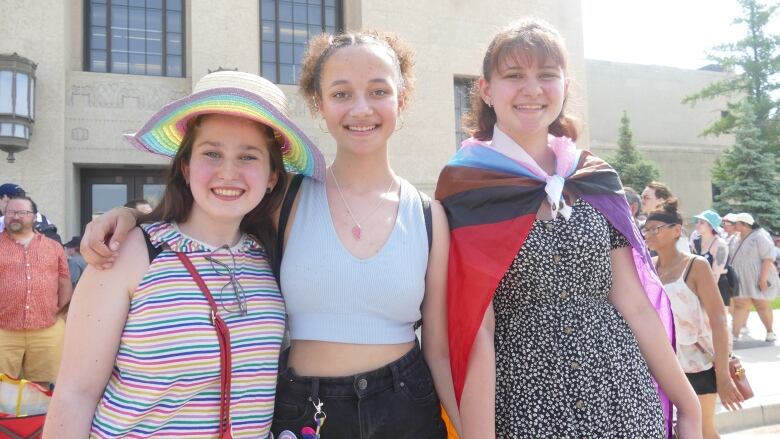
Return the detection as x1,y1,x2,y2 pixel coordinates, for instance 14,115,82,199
493,199,665,438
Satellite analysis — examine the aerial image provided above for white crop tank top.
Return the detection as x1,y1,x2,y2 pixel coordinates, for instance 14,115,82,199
279,176,429,344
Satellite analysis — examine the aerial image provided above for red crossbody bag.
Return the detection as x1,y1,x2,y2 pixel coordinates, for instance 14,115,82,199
176,252,234,439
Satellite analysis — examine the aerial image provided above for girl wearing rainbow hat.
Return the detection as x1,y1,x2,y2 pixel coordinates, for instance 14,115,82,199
43,71,324,438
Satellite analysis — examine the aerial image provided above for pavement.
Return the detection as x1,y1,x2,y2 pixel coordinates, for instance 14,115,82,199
722,424,780,438
715,310,780,434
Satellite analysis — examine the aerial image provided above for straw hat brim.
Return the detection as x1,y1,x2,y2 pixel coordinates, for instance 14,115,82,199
124,87,325,181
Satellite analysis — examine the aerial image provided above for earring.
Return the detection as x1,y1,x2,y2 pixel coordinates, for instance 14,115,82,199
395,116,405,132
266,186,273,194
318,118,329,133
487,101,493,108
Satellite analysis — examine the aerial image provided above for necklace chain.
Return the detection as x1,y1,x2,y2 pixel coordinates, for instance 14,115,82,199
329,167,396,240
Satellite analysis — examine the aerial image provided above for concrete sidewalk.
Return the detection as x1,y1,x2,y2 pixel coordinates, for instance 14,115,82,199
715,310,780,434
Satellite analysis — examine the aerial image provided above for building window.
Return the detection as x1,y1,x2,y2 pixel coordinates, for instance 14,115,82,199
85,0,184,77
260,0,341,85
454,77,474,149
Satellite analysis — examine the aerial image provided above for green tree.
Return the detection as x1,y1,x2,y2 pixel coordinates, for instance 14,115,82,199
682,0,779,151
713,101,780,233
607,111,659,188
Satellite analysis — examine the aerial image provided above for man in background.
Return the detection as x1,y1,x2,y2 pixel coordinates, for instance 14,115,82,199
64,236,87,289
0,196,71,386
0,183,61,243
124,198,153,214
623,186,642,227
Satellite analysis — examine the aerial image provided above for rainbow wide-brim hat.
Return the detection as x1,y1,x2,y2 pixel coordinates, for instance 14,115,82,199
124,71,326,181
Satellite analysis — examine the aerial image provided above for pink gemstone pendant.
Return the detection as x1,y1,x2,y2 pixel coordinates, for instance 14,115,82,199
351,225,362,240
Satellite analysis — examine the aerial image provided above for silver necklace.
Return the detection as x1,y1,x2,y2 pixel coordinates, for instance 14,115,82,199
329,167,396,240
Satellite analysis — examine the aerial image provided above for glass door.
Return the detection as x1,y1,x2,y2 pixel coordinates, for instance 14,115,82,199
80,168,166,233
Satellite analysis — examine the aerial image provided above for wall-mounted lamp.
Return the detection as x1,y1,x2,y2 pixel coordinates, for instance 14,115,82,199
0,53,37,163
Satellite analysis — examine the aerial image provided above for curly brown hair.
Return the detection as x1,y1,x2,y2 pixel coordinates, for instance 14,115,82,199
298,30,416,114
464,18,578,141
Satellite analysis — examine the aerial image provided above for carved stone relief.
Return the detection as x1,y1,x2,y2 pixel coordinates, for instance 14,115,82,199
71,128,89,141
67,80,188,110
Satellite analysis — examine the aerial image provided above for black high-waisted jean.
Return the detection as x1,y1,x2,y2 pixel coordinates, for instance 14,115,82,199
271,341,447,438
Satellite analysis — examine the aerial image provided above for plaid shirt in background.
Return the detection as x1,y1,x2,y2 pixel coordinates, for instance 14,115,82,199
0,232,69,330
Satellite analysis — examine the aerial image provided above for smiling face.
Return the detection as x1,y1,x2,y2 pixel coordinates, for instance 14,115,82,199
479,51,568,147
181,114,278,226
317,44,403,156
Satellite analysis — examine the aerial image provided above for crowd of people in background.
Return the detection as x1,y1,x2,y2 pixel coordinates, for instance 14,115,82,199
627,180,780,438
627,181,778,344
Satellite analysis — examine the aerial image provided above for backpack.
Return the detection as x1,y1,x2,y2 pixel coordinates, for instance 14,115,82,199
34,214,62,244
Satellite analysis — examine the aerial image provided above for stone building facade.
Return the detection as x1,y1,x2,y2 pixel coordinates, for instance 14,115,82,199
0,0,729,238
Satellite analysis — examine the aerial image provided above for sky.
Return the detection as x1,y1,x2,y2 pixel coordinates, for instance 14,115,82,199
581,0,774,70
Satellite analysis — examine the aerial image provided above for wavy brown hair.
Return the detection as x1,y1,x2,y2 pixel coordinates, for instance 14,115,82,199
464,18,578,141
298,30,416,114
140,115,287,257
645,181,674,201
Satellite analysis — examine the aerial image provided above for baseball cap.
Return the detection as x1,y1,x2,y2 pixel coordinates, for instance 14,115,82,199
0,183,24,197
64,236,82,249
733,212,755,225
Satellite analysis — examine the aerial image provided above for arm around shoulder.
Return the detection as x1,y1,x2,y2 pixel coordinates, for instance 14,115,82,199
43,228,149,438
80,206,141,269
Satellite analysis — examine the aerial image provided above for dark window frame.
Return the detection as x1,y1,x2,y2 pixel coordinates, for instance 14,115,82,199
454,76,475,149
79,167,166,233
259,0,343,85
83,0,186,77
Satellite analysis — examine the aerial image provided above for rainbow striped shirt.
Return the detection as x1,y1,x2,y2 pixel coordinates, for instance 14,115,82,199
90,222,285,438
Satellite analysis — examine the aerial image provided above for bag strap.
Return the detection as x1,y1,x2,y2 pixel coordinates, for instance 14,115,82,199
682,257,696,282
418,189,433,252
705,237,717,253
140,227,163,262
729,235,748,265
413,189,433,330
273,173,305,283
176,252,233,438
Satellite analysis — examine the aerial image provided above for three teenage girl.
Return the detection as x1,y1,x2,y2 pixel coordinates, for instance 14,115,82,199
76,18,708,439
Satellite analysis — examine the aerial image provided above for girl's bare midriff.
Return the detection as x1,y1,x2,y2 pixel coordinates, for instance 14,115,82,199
288,340,416,376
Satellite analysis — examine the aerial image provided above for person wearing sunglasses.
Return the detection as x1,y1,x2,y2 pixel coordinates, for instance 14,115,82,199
44,71,324,438
643,200,743,439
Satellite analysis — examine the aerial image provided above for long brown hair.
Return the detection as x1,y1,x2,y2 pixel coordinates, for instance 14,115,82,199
141,115,287,256
464,18,578,141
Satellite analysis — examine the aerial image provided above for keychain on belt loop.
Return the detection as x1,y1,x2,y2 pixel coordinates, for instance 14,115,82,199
301,396,327,439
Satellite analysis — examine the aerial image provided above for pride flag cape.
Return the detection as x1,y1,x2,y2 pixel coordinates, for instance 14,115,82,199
435,137,675,437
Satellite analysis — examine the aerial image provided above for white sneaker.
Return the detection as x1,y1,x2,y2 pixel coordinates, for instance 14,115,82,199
740,327,750,336
767,331,777,342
